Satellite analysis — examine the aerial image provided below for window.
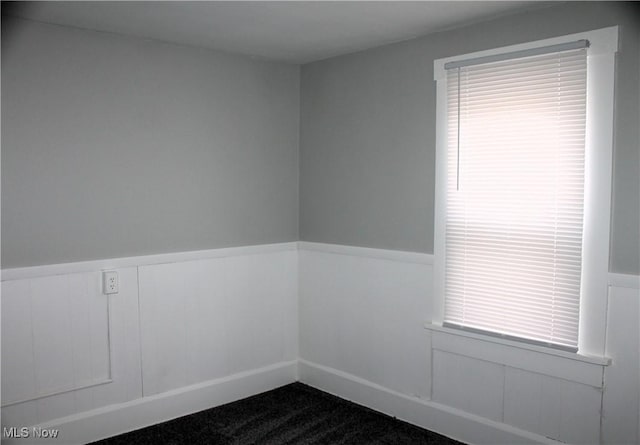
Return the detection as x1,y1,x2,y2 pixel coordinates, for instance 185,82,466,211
433,28,618,355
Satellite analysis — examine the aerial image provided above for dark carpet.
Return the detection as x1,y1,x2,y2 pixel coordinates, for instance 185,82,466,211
91,383,464,445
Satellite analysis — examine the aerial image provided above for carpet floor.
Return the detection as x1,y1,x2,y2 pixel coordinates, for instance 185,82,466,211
91,382,464,445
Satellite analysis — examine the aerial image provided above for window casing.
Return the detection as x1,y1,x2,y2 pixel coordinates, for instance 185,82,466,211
432,28,618,357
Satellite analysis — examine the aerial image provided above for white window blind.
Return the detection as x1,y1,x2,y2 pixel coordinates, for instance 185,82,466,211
443,47,588,351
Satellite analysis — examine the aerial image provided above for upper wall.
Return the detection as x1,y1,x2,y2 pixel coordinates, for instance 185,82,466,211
299,2,640,275
2,17,300,268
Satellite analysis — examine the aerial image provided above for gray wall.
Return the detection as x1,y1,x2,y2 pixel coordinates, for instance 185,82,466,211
2,18,300,267
3,3,639,274
300,2,640,275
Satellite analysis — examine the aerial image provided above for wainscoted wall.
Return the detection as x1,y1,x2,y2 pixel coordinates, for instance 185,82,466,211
1,268,142,431
298,243,433,400
298,242,640,445
138,251,298,396
602,278,640,445
2,242,638,444
1,243,298,444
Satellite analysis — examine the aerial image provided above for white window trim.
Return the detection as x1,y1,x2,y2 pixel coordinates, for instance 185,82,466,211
432,26,618,358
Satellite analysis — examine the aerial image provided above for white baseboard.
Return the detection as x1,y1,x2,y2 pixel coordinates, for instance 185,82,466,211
298,359,561,445
1,361,297,445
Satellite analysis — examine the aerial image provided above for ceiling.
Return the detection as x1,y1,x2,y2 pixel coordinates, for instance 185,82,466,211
3,1,552,64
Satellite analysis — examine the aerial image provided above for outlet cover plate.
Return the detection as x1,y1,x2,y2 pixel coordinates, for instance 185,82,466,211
103,270,119,294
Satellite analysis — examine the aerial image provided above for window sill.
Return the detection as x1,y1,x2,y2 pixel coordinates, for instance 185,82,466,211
425,322,610,366
425,322,610,388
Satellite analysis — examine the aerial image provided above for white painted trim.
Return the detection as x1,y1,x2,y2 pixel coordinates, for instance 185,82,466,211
1,361,297,445
1,242,298,281
297,242,433,265
434,26,618,80
578,27,618,356
428,328,606,388
298,359,561,445
425,323,610,368
5,241,632,285
608,273,640,290
432,66,448,325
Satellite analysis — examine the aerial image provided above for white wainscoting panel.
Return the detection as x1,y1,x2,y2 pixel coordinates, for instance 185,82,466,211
2,279,38,405
503,367,601,444
2,244,297,444
2,274,110,406
429,327,606,444
429,327,607,384
602,283,640,445
1,267,142,428
503,367,564,440
1,362,297,445
432,350,505,422
298,246,433,400
138,250,298,396
298,359,558,445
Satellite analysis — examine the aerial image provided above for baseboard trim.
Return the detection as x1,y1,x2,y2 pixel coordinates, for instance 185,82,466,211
1,242,298,281
1,361,297,445
297,359,561,445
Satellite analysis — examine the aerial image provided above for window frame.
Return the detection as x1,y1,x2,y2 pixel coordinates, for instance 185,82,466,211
432,27,618,357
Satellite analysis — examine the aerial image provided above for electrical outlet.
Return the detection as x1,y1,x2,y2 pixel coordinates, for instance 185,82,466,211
103,271,119,294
